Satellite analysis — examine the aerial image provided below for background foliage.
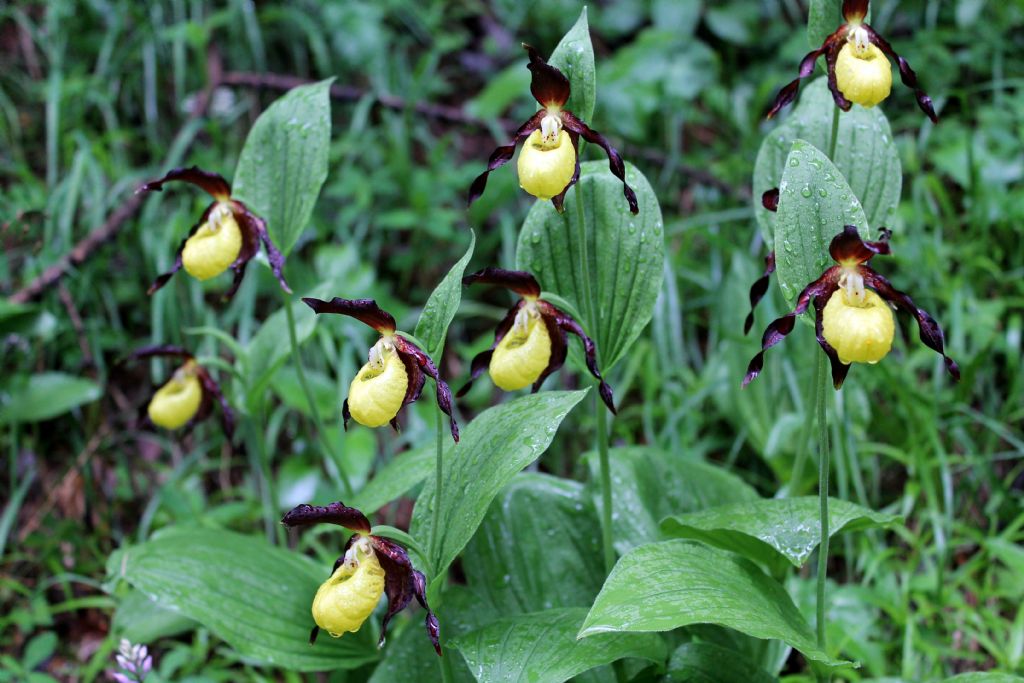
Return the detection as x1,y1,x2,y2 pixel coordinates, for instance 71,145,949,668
1,0,1022,681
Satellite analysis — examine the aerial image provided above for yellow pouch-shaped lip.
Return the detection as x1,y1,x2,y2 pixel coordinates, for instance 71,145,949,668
822,288,895,365
835,42,893,109
489,313,552,391
348,348,409,428
311,538,386,638
517,129,576,200
148,371,203,429
182,204,243,281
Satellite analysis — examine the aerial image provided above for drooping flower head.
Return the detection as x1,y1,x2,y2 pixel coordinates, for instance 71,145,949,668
138,167,290,299
302,298,459,442
766,0,937,122
281,501,440,654
744,226,959,389
459,267,615,413
468,44,639,214
128,344,234,439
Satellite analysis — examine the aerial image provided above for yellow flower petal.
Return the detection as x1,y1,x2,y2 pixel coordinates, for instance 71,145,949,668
147,372,203,429
182,204,243,281
822,288,895,365
311,538,385,638
489,314,552,391
348,350,409,428
835,42,893,109
517,129,576,201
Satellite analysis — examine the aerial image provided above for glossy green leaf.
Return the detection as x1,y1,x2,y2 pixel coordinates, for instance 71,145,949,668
548,7,596,123
588,447,759,555
462,473,604,615
350,445,433,515
807,0,840,49
753,78,901,244
667,642,778,683
453,608,665,683
232,78,333,256
368,614,476,683
517,162,664,370
578,541,847,667
773,139,869,306
111,527,378,671
660,497,901,572
414,229,475,361
0,373,101,425
410,390,588,579
112,589,195,643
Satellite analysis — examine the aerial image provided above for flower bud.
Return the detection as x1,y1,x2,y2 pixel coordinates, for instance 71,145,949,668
835,42,892,108
517,129,576,201
147,366,203,429
311,537,385,638
182,203,243,281
348,345,409,427
822,288,895,365
489,310,552,391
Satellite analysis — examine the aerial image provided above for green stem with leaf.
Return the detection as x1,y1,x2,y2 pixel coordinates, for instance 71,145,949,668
283,293,353,497
572,182,616,575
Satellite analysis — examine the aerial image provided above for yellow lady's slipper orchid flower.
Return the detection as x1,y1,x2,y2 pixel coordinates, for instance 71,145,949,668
767,0,936,122
744,226,958,389
348,344,410,428
180,203,244,281
460,268,616,413
517,129,577,201
282,501,441,655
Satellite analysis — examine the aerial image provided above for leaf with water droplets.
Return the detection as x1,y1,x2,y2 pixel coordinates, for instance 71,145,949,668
753,78,901,246
109,527,378,671
548,7,596,123
578,541,849,668
414,229,475,361
410,390,588,579
660,497,901,574
452,608,665,683
773,139,869,306
516,162,664,371
233,78,334,256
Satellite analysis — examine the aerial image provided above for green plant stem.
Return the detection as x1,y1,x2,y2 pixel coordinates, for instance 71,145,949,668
430,405,445,564
814,345,832,681
282,293,353,497
827,103,840,161
572,182,616,574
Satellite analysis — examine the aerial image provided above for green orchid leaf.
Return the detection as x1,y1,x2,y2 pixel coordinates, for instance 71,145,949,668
668,642,778,683
807,0,841,49
0,373,101,425
453,608,665,683
462,473,604,615
754,78,900,245
517,161,664,371
110,527,378,671
410,390,588,579
349,445,433,515
233,78,334,257
549,7,596,123
660,497,902,573
414,229,475,361
773,139,870,306
578,540,849,668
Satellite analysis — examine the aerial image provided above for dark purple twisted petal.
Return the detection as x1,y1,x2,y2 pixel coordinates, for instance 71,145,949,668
128,344,194,362
842,0,869,22
234,204,291,294
137,166,232,200
531,314,569,393
523,43,570,108
550,131,582,213
744,251,777,336
766,45,829,119
147,204,214,295
560,111,639,214
394,336,460,442
824,36,853,112
865,25,939,123
861,268,959,380
542,302,616,414
280,502,372,534
412,569,442,656
762,188,779,212
467,111,545,208
302,297,397,334
463,268,541,298
829,225,892,264
743,268,841,386
812,294,853,388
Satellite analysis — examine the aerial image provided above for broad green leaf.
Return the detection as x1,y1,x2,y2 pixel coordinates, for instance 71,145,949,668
548,7,596,123
410,390,588,578
667,642,777,683
753,78,901,244
244,298,318,408
232,78,333,256
807,0,840,49
111,527,378,671
453,608,665,683
22,632,57,671
0,373,101,424
587,447,759,555
517,162,664,370
350,445,433,515
578,541,847,667
414,229,475,360
773,139,869,306
660,497,901,573
112,589,195,643
462,473,604,615
368,614,475,683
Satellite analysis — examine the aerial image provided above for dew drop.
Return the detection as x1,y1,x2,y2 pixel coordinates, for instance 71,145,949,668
801,186,812,198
